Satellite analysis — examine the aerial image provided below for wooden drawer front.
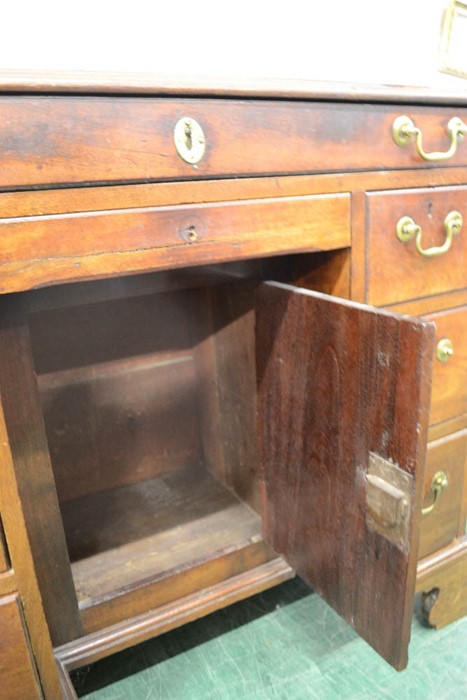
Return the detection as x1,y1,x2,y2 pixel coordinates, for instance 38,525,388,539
0,193,350,294
428,307,467,427
0,99,466,188
419,431,466,560
0,595,42,699
367,187,467,306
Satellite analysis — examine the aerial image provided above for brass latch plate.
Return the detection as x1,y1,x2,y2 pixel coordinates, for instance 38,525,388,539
365,453,413,554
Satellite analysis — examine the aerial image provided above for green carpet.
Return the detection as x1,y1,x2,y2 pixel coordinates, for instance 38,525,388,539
72,578,467,699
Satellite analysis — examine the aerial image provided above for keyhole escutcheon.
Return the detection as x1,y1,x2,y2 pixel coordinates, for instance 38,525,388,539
174,116,206,165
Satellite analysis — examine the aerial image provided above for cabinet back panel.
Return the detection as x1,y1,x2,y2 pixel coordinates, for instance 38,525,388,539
29,292,204,502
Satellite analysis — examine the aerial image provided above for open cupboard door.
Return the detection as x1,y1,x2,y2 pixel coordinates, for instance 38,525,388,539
256,282,435,670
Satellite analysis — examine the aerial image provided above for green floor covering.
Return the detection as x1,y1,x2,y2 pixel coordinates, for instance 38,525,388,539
72,578,467,699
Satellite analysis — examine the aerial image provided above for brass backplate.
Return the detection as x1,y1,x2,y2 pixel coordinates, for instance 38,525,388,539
365,453,413,554
174,116,206,165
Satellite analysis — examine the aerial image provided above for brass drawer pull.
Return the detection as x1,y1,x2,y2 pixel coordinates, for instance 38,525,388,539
422,471,448,516
392,115,467,161
396,210,462,258
436,338,454,363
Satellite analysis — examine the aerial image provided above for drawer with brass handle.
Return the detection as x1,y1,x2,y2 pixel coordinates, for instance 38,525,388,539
0,99,466,189
392,115,467,162
418,430,466,560
426,306,467,427
366,186,467,306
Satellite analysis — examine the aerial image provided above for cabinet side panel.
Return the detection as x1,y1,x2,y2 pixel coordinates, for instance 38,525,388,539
0,594,42,700
0,295,83,646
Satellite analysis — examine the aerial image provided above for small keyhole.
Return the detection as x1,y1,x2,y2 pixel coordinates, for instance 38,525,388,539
182,225,198,243
184,122,193,152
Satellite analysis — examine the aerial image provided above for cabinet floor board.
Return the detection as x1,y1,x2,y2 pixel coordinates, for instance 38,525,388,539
62,464,263,608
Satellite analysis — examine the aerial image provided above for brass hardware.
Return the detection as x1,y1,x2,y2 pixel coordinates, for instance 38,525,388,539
365,453,412,554
174,117,206,165
422,471,448,516
436,338,454,363
396,210,463,258
392,115,467,161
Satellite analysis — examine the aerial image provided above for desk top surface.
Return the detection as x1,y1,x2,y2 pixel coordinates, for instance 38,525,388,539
0,71,466,105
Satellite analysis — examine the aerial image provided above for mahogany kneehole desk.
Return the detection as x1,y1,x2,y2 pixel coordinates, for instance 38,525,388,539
0,75,466,699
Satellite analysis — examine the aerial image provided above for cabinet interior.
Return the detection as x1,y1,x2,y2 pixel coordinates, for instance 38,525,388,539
26,250,348,628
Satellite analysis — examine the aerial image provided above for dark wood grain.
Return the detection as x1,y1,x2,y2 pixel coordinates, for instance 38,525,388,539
0,595,42,700
2,168,467,221
256,282,435,669
0,295,83,646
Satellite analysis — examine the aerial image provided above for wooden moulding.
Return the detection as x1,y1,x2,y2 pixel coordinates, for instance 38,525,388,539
56,659,78,700
55,557,294,671
1,167,467,221
0,71,466,106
